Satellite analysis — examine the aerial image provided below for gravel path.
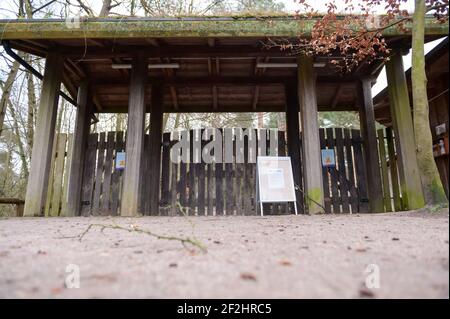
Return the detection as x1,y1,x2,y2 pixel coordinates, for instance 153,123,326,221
0,209,448,299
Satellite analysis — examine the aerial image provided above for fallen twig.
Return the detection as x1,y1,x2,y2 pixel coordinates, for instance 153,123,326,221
77,223,207,253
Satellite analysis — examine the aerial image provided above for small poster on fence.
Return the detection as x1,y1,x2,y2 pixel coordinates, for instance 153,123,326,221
321,149,336,167
115,152,126,170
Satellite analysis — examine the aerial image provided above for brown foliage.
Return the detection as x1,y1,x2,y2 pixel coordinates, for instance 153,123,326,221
267,0,448,72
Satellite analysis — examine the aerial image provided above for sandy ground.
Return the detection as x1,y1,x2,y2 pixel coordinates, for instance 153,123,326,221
0,209,448,299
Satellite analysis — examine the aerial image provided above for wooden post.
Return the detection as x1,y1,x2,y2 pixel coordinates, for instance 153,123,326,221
23,52,64,217
285,84,303,213
66,81,91,216
385,52,425,210
298,56,324,214
120,52,148,216
147,83,164,215
357,77,384,213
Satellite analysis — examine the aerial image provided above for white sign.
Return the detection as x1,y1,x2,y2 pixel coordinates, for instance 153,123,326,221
256,156,297,216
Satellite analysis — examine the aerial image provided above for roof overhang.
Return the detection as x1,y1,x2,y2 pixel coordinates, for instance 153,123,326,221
0,15,448,40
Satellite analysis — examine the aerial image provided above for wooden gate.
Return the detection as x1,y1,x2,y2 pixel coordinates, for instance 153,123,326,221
319,128,367,213
150,128,289,216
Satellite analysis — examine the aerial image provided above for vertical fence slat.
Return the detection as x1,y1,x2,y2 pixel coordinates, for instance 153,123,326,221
102,131,115,214
92,132,106,215
197,129,206,216
351,129,369,213
278,130,289,214
215,162,224,215
110,131,123,215
250,128,257,215
141,134,150,214
319,129,332,213
170,160,178,216
44,135,58,216
243,130,252,215
81,133,98,216
377,129,392,212
49,133,67,217
188,130,196,215
207,162,214,216
326,128,340,213
386,127,402,211
335,128,350,213
344,129,358,213
61,133,73,216
234,129,243,215
160,133,171,215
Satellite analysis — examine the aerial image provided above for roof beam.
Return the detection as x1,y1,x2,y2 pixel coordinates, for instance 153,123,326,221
91,75,358,87
59,45,292,59
95,102,358,114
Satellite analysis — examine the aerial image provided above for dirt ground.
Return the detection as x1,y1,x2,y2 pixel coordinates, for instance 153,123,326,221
0,209,448,299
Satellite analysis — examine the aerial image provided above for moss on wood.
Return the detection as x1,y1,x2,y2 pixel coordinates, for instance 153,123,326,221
0,16,447,40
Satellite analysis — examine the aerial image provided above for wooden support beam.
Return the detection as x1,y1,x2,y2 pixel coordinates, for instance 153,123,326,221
66,59,85,79
357,77,384,213
23,52,64,217
61,72,77,101
285,83,303,213
385,52,425,210
112,57,129,78
65,59,102,112
298,55,324,214
66,81,92,216
61,45,292,59
163,57,179,110
147,83,164,215
91,75,357,87
252,57,269,111
120,51,148,217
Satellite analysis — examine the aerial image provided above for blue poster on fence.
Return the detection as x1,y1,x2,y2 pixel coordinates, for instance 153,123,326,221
321,149,336,167
115,152,126,170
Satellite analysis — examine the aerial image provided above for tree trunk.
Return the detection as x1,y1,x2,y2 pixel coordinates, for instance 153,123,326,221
257,112,264,128
0,61,21,137
115,113,125,131
412,0,447,204
8,101,29,179
100,0,112,16
26,55,36,158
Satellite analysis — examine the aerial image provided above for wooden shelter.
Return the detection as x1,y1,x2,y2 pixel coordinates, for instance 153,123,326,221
0,16,447,217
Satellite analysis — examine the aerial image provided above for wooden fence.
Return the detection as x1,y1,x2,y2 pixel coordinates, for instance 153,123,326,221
44,133,73,217
45,127,403,216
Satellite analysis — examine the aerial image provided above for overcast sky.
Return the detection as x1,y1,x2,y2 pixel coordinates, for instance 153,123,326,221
0,0,417,18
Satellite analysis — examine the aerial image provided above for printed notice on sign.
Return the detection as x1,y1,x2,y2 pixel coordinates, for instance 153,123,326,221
257,156,296,203
267,168,285,189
